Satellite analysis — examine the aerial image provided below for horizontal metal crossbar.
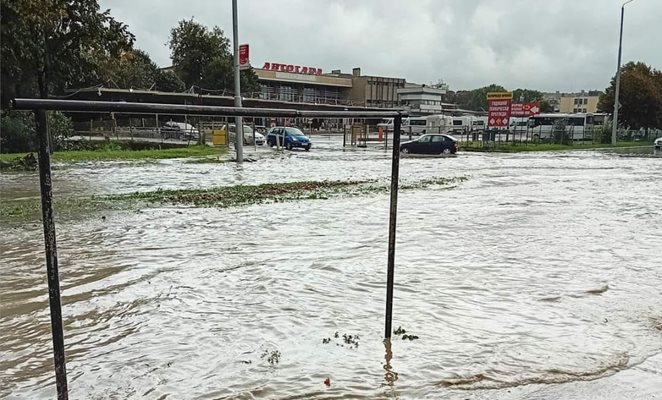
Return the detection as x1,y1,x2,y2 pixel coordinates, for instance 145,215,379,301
11,98,408,118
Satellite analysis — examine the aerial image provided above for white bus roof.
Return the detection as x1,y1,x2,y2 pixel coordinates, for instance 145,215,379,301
533,113,595,118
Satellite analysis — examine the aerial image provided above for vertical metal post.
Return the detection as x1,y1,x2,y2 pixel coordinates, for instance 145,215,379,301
156,113,160,142
252,120,256,151
384,114,402,339
232,0,244,162
385,125,389,150
35,110,68,400
342,124,346,148
612,3,629,146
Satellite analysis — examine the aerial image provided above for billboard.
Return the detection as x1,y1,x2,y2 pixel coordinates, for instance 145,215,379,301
239,44,250,70
487,92,513,128
511,102,541,117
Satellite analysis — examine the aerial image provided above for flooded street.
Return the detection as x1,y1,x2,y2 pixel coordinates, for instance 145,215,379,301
1,144,661,399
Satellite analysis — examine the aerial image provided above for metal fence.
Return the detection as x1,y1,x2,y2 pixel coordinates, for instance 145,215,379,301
10,98,407,400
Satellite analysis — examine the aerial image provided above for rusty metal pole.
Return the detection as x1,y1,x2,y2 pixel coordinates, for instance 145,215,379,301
35,110,68,399
384,114,402,339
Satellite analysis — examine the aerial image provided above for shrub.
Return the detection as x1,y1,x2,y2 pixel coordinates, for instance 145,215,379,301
0,111,74,153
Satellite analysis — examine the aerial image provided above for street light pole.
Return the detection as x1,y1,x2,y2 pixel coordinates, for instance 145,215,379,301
612,0,635,146
232,0,243,162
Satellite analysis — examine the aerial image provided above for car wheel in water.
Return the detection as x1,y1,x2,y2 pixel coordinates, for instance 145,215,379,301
442,148,451,154
286,143,293,150
401,147,409,154
305,146,310,151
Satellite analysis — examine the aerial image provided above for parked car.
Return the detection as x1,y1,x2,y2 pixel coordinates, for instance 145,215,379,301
162,121,200,141
225,124,265,145
266,127,311,151
655,137,662,150
254,125,268,134
400,134,458,155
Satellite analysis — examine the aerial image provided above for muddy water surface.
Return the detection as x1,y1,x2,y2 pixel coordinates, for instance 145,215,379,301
1,143,661,399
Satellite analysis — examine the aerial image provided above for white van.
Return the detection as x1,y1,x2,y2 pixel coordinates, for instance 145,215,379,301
426,114,453,134
450,116,487,133
377,117,428,135
402,117,428,135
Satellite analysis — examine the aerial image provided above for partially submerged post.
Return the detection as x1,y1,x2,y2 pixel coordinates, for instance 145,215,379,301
384,114,401,339
35,109,69,400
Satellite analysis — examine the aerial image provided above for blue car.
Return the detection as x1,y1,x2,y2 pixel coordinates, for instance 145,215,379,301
266,127,312,151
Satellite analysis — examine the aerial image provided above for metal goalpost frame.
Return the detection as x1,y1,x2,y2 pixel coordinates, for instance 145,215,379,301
10,98,406,400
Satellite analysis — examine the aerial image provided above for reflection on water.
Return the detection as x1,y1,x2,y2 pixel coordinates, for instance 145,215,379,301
1,144,661,399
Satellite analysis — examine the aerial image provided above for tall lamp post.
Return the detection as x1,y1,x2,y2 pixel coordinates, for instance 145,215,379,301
232,0,244,162
612,0,636,145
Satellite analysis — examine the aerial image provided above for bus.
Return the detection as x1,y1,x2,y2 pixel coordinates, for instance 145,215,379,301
528,113,603,140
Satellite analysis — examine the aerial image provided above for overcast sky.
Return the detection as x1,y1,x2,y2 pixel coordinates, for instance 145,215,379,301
100,0,660,92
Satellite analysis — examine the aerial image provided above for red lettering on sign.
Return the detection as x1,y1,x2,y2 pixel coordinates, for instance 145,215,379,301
262,62,324,75
488,98,512,128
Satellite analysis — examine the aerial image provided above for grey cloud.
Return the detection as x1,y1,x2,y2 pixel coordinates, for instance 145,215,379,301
100,0,661,92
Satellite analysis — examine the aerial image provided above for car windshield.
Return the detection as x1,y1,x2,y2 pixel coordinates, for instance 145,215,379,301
285,128,305,137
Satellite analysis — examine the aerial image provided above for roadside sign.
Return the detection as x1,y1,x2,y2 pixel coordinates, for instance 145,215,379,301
487,92,512,128
511,102,541,117
487,92,513,100
239,44,250,70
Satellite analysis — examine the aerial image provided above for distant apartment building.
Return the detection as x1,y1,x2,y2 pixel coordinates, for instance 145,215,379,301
397,83,447,115
559,90,602,113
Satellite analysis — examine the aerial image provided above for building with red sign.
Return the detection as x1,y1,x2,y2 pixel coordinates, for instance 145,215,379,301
254,65,405,108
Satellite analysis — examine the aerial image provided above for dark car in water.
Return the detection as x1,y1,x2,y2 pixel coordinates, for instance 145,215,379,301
400,134,458,155
266,127,311,151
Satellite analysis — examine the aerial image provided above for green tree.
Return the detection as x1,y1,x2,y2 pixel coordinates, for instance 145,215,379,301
1,0,134,103
168,18,260,95
155,70,186,92
113,49,159,89
512,88,543,102
457,84,507,111
598,61,662,129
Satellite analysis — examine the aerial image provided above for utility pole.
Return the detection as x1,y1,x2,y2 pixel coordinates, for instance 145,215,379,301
232,0,243,162
612,0,636,146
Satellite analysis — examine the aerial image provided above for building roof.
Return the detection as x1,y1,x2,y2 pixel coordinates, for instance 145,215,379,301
59,87,394,112
255,69,352,88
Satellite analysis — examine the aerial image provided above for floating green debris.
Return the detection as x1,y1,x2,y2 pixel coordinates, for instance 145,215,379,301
0,176,468,221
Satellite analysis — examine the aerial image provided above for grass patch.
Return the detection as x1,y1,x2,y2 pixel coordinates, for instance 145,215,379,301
0,144,223,163
0,177,467,221
462,141,650,153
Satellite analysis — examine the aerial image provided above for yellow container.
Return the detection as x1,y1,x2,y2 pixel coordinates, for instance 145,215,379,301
211,129,228,146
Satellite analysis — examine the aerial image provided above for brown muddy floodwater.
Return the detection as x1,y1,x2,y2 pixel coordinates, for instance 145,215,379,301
1,142,661,399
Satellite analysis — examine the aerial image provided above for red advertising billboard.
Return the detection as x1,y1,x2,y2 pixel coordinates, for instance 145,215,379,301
511,102,541,117
487,92,513,128
239,44,249,69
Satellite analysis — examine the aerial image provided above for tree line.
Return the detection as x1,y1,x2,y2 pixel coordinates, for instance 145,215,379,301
444,61,662,130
